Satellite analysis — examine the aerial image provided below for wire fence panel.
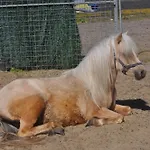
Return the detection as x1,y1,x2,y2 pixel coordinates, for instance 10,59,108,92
0,0,120,71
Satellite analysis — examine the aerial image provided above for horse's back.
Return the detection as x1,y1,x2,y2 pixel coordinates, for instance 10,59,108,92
0,76,76,110
0,78,48,101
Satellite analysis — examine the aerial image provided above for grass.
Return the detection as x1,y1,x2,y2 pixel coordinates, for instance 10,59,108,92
10,67,24,73
76,11,113,24
122,8,150,20
76,8,150,24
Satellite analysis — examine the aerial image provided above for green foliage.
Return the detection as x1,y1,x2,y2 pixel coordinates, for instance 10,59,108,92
10,67,23,73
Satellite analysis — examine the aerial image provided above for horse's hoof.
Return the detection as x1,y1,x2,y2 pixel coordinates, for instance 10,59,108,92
85,120,93,127
85,117,99,127
115,115,124,124
48,127,65,136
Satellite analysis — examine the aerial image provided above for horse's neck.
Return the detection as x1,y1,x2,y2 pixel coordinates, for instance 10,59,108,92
72,46,118,105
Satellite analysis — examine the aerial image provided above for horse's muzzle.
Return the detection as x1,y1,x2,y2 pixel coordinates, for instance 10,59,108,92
134,69,146,80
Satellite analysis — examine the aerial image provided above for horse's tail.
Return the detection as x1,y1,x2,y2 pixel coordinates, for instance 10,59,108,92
0,119,18,133
0,119,19,141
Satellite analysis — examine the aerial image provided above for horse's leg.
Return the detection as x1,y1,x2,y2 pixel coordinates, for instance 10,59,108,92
110,87,131,116
114,104,132,116
111,87,131,116
18,119,64,137
86,107,124,127
17,102,64,137
8,95,63,137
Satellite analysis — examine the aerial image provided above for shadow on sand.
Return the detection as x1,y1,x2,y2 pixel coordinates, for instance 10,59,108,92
116,98,150,111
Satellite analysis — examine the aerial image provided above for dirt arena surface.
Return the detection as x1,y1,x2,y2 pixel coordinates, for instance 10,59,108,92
0,19,150,150
78,18,150,54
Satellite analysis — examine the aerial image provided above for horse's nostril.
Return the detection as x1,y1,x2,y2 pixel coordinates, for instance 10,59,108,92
141,70,146,78
134,69,146,80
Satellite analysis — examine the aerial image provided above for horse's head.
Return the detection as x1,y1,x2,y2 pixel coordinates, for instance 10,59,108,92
113,32,146,80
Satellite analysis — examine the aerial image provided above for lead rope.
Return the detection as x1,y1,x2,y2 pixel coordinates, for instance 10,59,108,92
110,41,117,71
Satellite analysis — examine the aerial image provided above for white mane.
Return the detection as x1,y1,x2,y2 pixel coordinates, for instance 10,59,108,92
65,33,138,107
121,33,139,55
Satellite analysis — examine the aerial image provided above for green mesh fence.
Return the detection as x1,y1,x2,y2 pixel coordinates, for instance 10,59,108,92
0,0,117,71
0,0,82,70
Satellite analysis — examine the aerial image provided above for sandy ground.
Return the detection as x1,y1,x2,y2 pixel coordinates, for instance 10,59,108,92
78,19,150,54
0,19,150,150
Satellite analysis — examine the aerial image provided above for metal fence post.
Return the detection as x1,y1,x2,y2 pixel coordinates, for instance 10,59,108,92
114,0,119,33
119,0,123,32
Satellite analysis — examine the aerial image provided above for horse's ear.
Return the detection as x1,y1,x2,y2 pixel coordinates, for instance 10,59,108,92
116,33,122,44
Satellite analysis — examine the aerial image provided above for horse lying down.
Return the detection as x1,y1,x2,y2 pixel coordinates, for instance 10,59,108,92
0,32,146,138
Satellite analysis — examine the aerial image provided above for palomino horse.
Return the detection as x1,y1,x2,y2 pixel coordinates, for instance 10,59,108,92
0,32,146,137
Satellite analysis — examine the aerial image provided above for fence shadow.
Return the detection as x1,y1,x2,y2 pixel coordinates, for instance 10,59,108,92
116,98,150,111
